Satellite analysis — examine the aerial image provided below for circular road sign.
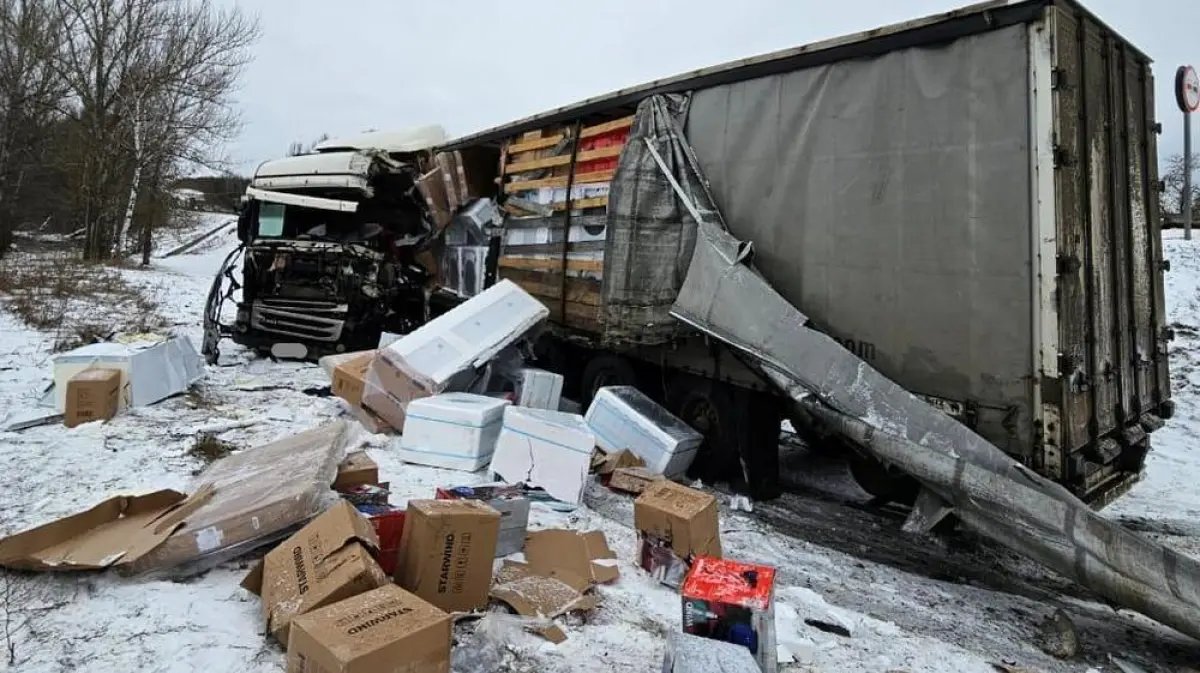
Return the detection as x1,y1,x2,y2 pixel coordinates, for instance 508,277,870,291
1177,65,1200,113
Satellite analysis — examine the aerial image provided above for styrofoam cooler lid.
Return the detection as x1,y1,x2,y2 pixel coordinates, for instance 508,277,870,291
502,406,595,447
406,392,510,426
591,386,702,443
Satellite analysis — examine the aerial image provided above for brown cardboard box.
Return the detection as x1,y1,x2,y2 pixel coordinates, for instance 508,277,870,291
334,452,379,491
395,500,500,613
331,352,375,408
361,354,433,433
242,501,390,644
64,368,121,428
286,584,451,673
523,529,619,586
634,481,723,561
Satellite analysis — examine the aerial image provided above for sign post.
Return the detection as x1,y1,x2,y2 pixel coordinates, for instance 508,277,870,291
1176,65,1200,240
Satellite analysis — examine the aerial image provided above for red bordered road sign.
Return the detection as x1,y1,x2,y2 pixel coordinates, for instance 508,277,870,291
1177,65,1200,113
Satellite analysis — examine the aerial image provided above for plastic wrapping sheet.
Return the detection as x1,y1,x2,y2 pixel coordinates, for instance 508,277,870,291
122,420,350,578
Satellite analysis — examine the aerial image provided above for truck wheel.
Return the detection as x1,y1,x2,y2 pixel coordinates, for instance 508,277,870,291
580,355,639,409
848,451,919,505
667,377,782,501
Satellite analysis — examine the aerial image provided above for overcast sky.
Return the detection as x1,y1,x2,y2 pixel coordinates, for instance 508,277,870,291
221,0,1198,174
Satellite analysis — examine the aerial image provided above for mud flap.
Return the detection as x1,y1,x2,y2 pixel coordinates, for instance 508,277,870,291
901,488,954,535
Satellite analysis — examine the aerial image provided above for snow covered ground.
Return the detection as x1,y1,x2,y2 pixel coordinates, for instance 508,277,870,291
0,214,1198,672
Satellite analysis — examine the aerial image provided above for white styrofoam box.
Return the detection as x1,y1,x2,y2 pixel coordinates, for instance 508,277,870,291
380,279,549,392
397,393,511,471
490,406,596,505
516,368,563,411
585,386,703,478
50,336,205,412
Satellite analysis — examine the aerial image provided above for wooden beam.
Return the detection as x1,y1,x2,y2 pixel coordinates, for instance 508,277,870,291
505,169,615,193
504,145,623,175
506,135,562,154
551,196,608,211
498,256,604,273
580,115,634,139
503,116,634,156
505,278,603,307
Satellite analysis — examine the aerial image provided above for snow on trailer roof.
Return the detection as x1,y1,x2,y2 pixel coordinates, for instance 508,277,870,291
314,124,448,155
438,0,1149,151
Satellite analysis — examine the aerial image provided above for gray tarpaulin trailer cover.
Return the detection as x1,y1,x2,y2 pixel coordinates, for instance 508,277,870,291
434,0,1195,645
441,0,1171,509
622,93,1200,642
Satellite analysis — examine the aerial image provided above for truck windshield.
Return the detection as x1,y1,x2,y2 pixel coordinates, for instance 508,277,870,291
258,203,285,237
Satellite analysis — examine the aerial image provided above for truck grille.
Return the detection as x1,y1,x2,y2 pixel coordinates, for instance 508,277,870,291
250,299,347,342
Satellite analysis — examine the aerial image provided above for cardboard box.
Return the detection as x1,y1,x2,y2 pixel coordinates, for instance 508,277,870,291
0,421,349,576
681,556,778,673
334,451,379,491
395,500,500,613
361,353,433,433
609,466,665,495
64,368,121,427
331,352,375,408
435,484,530,557
397,393,509,472
490,407,596,505
241,501,390,644
286,584,451,673
634,481,722,587
523,529,619,586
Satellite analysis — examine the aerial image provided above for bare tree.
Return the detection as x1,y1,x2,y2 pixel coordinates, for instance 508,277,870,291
1161,152,1200,219
0,0,67,258
53,0,258,261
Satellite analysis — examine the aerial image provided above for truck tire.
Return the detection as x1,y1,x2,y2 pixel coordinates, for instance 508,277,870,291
667,376,782,501
848,451,920,505
580,355,639,409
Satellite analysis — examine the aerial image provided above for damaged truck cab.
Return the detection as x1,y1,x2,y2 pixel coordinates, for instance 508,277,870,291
203,128,445,363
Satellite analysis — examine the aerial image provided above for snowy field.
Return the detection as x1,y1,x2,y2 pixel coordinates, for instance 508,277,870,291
0,214,1198,672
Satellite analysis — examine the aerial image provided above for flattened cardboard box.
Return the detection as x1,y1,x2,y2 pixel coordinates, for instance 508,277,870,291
287,584,451,673
0,421,349,576
609,466,664,495
634,481,723,560
334,451,379,491
395,500,500,613
242,501,390,644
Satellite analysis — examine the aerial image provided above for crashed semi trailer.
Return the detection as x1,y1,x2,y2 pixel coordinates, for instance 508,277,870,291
431,0,1172,506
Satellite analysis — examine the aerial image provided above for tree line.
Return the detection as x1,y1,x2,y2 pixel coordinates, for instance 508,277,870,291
0,0,259,263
